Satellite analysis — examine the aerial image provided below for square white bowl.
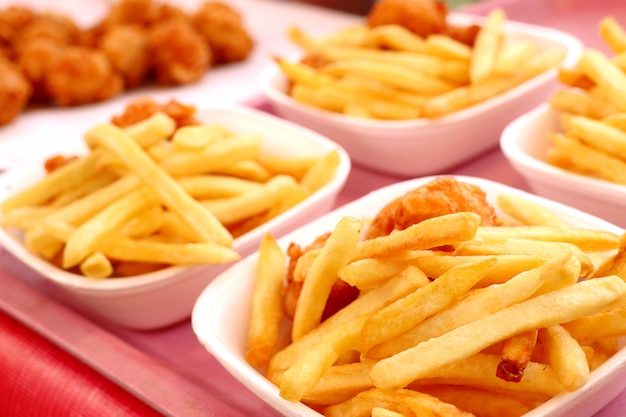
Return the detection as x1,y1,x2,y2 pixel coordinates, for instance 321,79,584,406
0,104,351,330
192,175,625,417
259,14,583,177
500,103,626,229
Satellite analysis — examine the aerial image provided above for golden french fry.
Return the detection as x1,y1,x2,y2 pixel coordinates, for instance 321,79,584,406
539,324,589,391
202,175,299,226
496,194,566,227
245,234,287,368
549,89,619,119
496,329,538,383
62,187,159,268
475,225,620,253
0,150,103,212
494,39,538,76
358,257,497,354
424,34,472,61
171,124,229,150
370,24,427,53
86,123,233,247
599,16,626,54
565,115,626,158
366,256,567,360
292,216,364,341
470,8,506,83
280,315,368,402
299,150,341,194
100,235,239,265
547,133,626,185
562,305,626,345
354,212,481,260
266,265,430,380
578,49,626,112
369,275,626,391
80,252,114,279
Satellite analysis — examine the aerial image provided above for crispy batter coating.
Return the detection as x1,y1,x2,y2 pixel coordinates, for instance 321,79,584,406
367,0,448,38
192,1,254,64
365,176,499,239
367,0,479,45
98,25,149,88
110,97,199,128
44,46,123,106
16,38,63,101
0,58,31,125
147,18,211,85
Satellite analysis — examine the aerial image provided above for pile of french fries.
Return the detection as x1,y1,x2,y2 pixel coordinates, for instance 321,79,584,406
547,17,626,185
275,8,565,120
0,111,341,279
245,179,626,417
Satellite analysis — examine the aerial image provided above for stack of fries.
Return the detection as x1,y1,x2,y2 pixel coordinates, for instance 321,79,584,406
0,111,341,279
245,178,626,417
547,17,626,185
275,8,565,120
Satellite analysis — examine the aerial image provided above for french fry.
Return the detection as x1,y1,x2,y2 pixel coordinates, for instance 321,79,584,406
369,275,626,391
599,16,626,54
366,256,568,360
496,194,566,227
245,234,287,368
539,324,589,391
292,216,364,341
80,252,114,279
496,329,538,383
358,257,497,354
86,123,233,247
470,8,506,84
578,49,626,112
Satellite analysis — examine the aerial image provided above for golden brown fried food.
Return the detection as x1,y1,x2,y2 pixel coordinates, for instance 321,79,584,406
16,38,62,101
147,18,211,85
0,57,31,125
192,1,254,64
365,176,499,239
44,46,123,106
99,25,149,88
367,0,448,38
0,6,35,49
110,97,199,128
99,0,156,30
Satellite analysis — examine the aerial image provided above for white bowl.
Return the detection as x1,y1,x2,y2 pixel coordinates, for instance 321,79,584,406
0,104,351,330
192,175,625,417
259,14,583,177
500,103,626,229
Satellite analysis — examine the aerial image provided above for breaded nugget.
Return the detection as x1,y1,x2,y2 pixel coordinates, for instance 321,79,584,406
192,1,253,64
147,18,210,85
367,0,448,38
99,25,149,88
16,38,63,101
0,57,32,125
365,176,498,239
44,46,123,106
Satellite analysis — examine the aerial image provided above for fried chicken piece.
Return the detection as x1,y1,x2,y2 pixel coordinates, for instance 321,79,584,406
15,38,63,101
110,97,199,128
98,25,149,88
99,0,156,30
147,18,210,85
192,1,254,64
365,176,499,239
0,6,35,49
44,46,123,106
0,57,32,125
152,3,191,25
367,0,448,38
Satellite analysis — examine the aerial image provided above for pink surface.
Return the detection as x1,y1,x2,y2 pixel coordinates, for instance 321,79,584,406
2,0,626,416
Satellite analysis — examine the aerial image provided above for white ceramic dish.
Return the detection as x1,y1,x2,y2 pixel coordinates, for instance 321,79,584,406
0,104,351,330
500,103,626,229
192,175,626,417
259,14,583,177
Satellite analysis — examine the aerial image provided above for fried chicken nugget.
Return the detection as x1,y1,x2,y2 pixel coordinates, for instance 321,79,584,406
367,0,448,38
147,18,211,85
192,1,254,64
365,176,498,239
99,25,149,88
0,57,32,125
44,46,123,106
15,38,63,101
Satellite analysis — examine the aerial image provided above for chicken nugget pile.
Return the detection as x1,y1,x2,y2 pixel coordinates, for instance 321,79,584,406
0,0,254,126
